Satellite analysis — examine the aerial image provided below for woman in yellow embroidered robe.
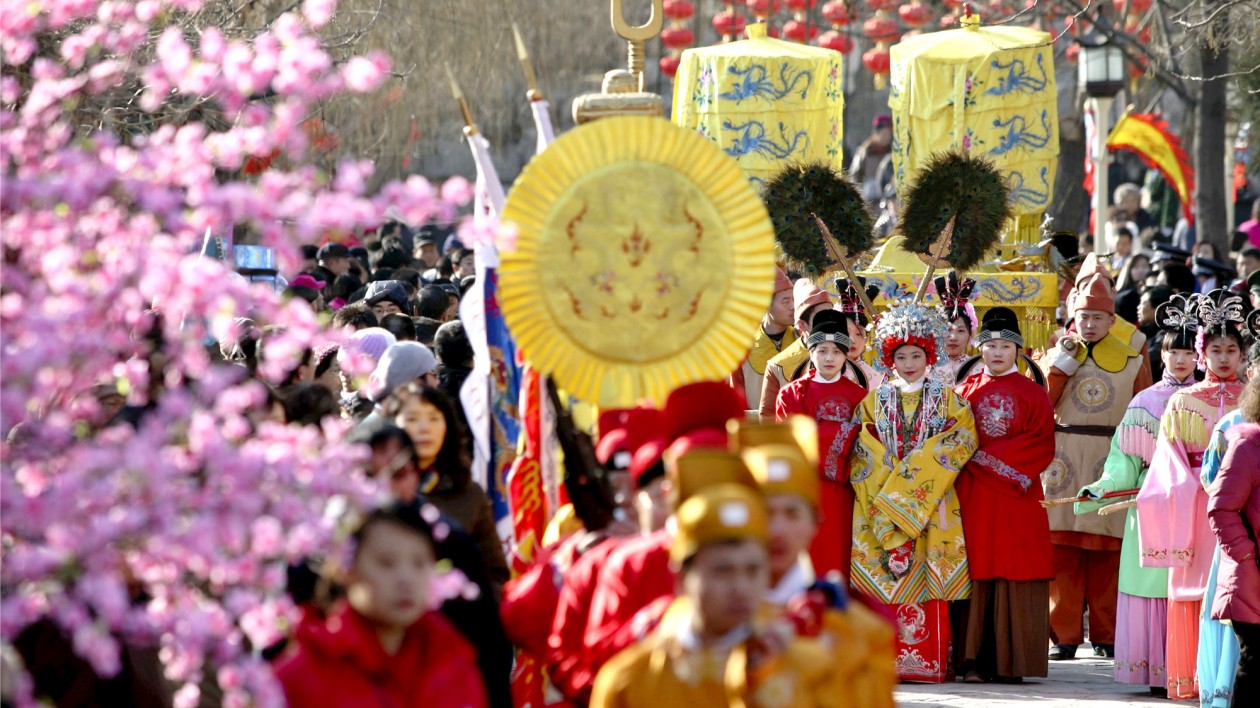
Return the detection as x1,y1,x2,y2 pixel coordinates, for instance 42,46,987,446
849,377,977,683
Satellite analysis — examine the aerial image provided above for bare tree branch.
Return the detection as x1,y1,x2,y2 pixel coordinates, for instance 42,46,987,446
1174,0,1259,30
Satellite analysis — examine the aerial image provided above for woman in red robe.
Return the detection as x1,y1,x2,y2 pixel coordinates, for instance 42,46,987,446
775,309,868,581
953,307,1057,683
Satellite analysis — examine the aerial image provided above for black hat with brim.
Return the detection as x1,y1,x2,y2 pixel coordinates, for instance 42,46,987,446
974,306,1023,347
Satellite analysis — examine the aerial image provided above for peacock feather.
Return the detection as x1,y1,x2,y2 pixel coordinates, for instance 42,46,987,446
898,151,1011,272
761,161,873,277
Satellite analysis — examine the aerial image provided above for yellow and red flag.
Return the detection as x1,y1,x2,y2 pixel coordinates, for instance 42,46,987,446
1106,112,1196,224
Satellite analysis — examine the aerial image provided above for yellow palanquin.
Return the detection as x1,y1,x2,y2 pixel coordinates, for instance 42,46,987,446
850,382,978,604
888,15,1058,245
672,22,844,187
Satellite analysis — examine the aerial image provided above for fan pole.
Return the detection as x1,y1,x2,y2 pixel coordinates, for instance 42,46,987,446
813,214,877,315
914,216,956,303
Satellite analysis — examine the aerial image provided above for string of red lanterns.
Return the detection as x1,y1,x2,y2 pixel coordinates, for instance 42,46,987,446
655,1,1119,89
660,0,697,77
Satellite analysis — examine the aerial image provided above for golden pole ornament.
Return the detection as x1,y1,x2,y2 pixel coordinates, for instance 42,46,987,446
512,23,543,101
445,64,478,135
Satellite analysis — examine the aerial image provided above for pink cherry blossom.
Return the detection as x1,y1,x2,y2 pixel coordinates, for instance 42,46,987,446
2,1,490,703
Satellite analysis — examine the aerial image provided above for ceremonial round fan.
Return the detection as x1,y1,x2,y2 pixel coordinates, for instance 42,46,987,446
498,115,777,407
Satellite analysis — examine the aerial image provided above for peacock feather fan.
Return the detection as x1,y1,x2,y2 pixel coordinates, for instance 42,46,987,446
897,151,1012,272
761,161,873,277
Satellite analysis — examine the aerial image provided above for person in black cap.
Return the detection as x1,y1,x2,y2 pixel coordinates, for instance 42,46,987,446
1151,242,1192,266
317,242,351,278
363,280,411,320
413,227,443,269
1193,255,1236,294
954,306,1056,684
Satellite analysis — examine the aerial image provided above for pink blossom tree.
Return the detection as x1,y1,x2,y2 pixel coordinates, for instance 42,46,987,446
1,1,476,704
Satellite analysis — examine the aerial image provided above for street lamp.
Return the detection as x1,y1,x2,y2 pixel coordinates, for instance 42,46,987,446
1077,32,1126,249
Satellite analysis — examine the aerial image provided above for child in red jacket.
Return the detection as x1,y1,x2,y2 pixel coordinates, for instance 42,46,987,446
274,503,487,708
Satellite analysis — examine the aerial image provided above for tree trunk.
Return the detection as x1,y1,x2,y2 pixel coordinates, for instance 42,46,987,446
1193,25,1230,257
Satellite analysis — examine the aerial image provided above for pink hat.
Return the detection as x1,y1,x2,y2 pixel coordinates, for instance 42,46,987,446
341,327,397,364
793,279,832,324
290,273,327,290
774,267,792,294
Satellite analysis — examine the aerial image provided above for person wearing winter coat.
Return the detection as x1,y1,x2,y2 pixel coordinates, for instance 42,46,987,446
384,383,510,594
1207,375,1260,705
274,503,487,708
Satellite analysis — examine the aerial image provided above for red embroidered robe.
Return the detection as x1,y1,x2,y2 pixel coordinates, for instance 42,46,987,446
954,369,1057,580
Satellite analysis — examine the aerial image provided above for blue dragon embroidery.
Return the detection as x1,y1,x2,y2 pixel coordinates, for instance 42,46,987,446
1006,166,1051,210
719,63,812,104
977,275,1042,303
989,109,1052,156
984,53,1049,97
721,120,809,160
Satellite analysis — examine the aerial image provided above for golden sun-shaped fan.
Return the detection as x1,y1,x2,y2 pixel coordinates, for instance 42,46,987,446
498,116,777,407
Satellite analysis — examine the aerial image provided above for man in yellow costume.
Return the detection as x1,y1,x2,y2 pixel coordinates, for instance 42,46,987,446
849,301,978,683
592,481,853,708
738,432,897,708
731,268,797,413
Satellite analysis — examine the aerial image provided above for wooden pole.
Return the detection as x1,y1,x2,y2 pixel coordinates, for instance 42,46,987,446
914,216,956,303
813,214,877,315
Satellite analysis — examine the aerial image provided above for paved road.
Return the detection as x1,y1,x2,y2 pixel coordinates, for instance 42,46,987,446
895,647,1170,706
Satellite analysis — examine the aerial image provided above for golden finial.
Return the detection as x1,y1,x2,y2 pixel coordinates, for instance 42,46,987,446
512,23,543,101
445,63,478,134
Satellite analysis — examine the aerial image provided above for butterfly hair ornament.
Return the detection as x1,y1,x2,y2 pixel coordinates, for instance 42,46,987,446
1155,293,1199,352
1193,288,1246,369
933,271,979,334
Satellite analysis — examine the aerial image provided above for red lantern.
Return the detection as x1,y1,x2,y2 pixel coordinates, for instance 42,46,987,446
713,9,748,36
660,55,682,77
818,29,853,53
940,14,959,28
661,26,695,49
863,16,900,42
746,0,782,17
821,0,850,25
943,0,965,7
663,0,696,20
898,1,933,28
785,0,819,10
784,19,821,41
862,46,891,75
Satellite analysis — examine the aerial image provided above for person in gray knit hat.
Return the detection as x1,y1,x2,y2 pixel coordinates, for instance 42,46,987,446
348,342,439,441
366,342,439,404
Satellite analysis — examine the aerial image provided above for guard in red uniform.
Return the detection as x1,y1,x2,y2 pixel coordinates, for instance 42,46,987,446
954,307,1057,682
546,412,670,704
774,309,866,580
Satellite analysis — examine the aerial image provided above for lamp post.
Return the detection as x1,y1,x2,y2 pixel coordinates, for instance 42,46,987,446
1077,31,1126,250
